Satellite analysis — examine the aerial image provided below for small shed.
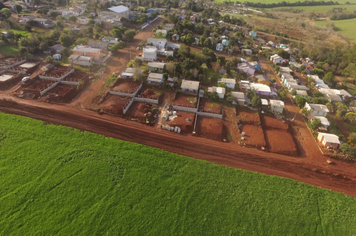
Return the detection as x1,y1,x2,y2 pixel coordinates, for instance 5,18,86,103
181,80,200,95
147,73,164,85
270,99,285,114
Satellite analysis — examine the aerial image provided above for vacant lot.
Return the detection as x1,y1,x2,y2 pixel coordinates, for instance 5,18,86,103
2,112,356,235
315,19,356,42
196,116,224,141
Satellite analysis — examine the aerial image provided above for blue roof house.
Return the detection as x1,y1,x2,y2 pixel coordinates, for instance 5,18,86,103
222,39,229,46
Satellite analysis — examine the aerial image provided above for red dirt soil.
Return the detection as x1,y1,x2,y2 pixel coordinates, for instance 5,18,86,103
165,111,195,133
240,124,266,148
237,110,261,124
126,102,159,124
265,129,298,156
111,79,141,93
261,115,289,130
40,84,78,103
173,93,197,108
138,88,160,99
196,116,224,141
99,95,131,116
199,99,222,114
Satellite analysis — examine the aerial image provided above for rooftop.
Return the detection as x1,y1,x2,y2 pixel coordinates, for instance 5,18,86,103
218,78,236,84
250,83,271,92
318,132,340,144
147,38,167,43
148,62,165,68
307,103,329,113
314,116,330,126
231,91,245,100
270,99,285,108
181,80,199,90
143,47,157,53
73,45,101,54
261,98,268,106
148,73,163,80
255,74,270,82
108,5,130,14
208,86,226,94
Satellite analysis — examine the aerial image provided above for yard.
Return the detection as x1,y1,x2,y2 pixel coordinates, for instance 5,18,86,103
0,45,19,56
2,112,356,235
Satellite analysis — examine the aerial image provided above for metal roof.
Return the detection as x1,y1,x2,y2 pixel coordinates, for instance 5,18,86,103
108,5,129,14
181,80,199,90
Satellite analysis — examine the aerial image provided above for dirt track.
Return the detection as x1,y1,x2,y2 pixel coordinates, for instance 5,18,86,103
1,17,356,198
1,98,356,197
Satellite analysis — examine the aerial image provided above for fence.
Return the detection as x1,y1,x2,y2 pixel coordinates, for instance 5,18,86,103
60,81,80,86
39,69,75,81
40,82,59,96
110,83,143,98
172,105,198,113
7,69,26,74
140,23,149,30
134,97,158,104
197,111,223,119
123,98,134,115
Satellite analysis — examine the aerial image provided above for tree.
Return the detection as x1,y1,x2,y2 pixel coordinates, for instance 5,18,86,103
340,143,356,158
291,89,297,96
1,8,11,20
277,89,286,101
68,16,77,23
312,90,324,98
178,44,190,58
295,95,307,108
14,4,22,14
348,133,356,146
323,71,335,87
310,118,321,130
251,95,262,108
166,55,173,61
211,92,219,101
301,107,311,118
86,26,94,37
203,38,212,48
335,102,348,118
124,30,136,41
345,112,356,124
312,97,328,104
276,48,290,59
110,41,126,55
59,34,73,47
46,55,54,64
326,102,334,113
184,33,195,45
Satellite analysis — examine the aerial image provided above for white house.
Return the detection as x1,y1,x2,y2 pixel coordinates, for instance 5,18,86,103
108,5,130,20
102,37,119,44
147,38,167,49
216,43,223,52
147,73,163,85
270,100,285,114
231,91,248,105
77,16,90,25
69,55,93,66
270,54,283,64
208,86,226,99
317,132,340,149
181,80,200,95
120,67,143,79
304,103,329,117
237,63,255,76
218,78,236,89
313,116,330,130
143,47,157,61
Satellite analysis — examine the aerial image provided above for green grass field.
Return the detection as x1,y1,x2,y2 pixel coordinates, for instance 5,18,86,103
0,45,19,56
2,112,356,235
269,4,356,12
314,18,356,41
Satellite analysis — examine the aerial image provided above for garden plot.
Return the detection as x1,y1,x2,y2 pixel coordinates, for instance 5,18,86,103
126,102,159,125
173,93,197,108
18,79,56,99
165,111,195,133
136,87,161,100
40,65,72,78
62,71,88,83
39,84,78,103
261,115,298,156
111,79,141,93
198,99,222,114
236,109,266,148
196,116,225,141
99,95,132,116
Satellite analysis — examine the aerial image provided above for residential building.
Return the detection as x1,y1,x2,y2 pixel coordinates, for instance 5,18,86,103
305,103,329,117
148,62,165,73
218,78,236,89
53,54,61,60
72,46,103,59
77,16,90,25
143,47,158,61
313,116,330,130
120,67,143,79
242,49,252,56
216,43,223,52
250,83,272,96
317,132,340,149
255,74,270,86
33,18,55,28
237,63,255,76
147,73,164,85
44,44,65,54
222,39,229,46
208,86,226,99
249,61,261,70
231,91,248,105
327,94,343,103
270,54,283,64
296,90,308,97
69,55,93,66
270,100,285,114
147,38,167,49
108,5,130,19
88,41,109,50
163,23,175,30
69,6,85,16
181,80,199,95
288,84,309,92
102,37,119,44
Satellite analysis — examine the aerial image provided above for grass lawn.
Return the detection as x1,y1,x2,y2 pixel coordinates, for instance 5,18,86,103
314,18,356,42
0,29,32,37
2,112,356,235
0,45,19,56
270,4,356,13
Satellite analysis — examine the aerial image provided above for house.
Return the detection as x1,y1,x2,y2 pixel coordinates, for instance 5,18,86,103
242,49,252,56
69,6,85,16
270,54,283,64
270,100,285,114
313,116,330,130
181,80,200,95
208,86,226,99
249,31,257,37
305,102,329,117
222,39,229,46
147,73,164,85
207,18,215,25
120,67,143,79
108,5,130,19
147,38,167,49
250,83,272,96
69,55,93,66
296,90,308,97
231,91,248,105
237,63,255,76
33,18,55,28
44,44,65,54
72,46,103,59
261,99,269,109
172,34,180,41
164,23,175,31
148,62,165,73
88,41,109,50
327,94,343,103
53,54,61,60
261,46,272,51
218,78,236,89
155,29,167,37
216,43,223,52
77,16,90,25
157,48,174,57
289,61,302,69
142,47,157,61
317,132,340,149
3,1,15,9
249,61,261,70
255,74,270,86
101,37,119,44
288,84,309,92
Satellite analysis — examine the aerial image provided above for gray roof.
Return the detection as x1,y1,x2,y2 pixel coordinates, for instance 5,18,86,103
148,62,165,69
147,38,167,44
147,73,163,82
218,78,236,84
108,5,129,14
231,91,245,100
307,103,329,113
327,94,342,102
181,80,199,90
255,74,270,82
270,99,285,108
87,41,109,49
73,46,101,53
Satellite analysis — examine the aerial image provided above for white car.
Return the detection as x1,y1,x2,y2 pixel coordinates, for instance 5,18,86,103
22,77,30,83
